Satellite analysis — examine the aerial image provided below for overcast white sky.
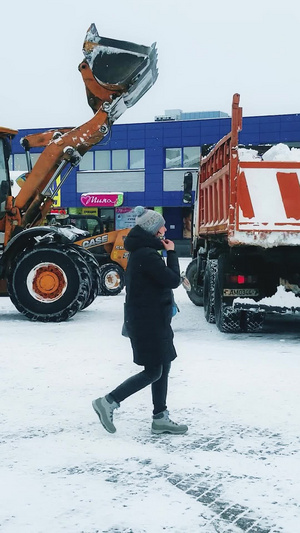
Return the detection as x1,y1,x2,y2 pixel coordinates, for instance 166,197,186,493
1,0,300,130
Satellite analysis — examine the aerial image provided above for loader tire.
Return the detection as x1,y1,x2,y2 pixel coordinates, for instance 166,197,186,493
214,255,242,333
203,259,217,323
73,246,101,309
185,259,204,306
99,263,125,296
7,244,91,322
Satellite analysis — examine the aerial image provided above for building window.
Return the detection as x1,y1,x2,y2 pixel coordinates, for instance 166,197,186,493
29,153,41,168
79,152,94,170
166,148,181,168
77,171,145,193
11,153,41,171
130,149,145,169
79,149,145,170
183,146,201,167
112,150,128,170
13,153,27,171
95,150,110,170
165,147,201,168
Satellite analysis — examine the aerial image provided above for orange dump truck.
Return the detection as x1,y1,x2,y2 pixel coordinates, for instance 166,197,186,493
185,94,300,332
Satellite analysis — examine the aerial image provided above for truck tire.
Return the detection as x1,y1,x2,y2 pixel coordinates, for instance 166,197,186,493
73,246,101,310
214,255,242,333
185,259,204,306
242,310,265,333
203,259,217,323
99,263,125,296
7,244,91,322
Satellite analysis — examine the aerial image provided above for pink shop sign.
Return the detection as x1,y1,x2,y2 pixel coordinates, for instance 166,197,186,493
80,192,123,207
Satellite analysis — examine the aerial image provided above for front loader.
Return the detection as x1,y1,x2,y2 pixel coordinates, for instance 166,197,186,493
0,24,158,321
46,212,130,296
75,227,130,296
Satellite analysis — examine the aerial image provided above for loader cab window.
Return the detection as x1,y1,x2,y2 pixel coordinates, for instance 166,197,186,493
46,214,104,236
86,217,104,235
0,140,7,178
75,216,104,235
99,208,114,232
68,217,88,231
0,139,11,210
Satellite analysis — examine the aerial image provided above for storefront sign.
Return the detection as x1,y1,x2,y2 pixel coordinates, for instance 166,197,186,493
115,207,136,230
50,209,66,215
81,208,98,216
80,192,123,207
52,176,61,208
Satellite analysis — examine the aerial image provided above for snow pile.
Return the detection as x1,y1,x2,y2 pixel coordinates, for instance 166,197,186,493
234,284,300,309
263,143,300,162
238,143,300,162
232,229,300,248
238,147,261,161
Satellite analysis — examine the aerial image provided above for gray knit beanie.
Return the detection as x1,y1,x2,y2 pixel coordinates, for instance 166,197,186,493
134,206,165,235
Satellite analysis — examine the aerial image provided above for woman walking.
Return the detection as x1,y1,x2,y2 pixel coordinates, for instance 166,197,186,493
92,206,188,435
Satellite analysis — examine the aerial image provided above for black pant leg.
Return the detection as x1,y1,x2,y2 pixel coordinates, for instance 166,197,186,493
151,362,171,415
109,365,163,404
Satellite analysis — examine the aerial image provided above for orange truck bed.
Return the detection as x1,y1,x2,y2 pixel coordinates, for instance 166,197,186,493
197,96,300,248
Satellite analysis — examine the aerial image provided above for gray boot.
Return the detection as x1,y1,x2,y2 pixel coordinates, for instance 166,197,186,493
92,396,119,433
151,410,188,435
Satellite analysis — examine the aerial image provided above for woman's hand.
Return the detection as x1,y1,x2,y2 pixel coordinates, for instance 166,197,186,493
161,239,175,251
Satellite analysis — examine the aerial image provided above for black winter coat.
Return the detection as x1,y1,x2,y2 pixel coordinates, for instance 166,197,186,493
123,225,181,366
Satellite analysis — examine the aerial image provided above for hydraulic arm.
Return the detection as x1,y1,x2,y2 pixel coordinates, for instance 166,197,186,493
3,23,158,245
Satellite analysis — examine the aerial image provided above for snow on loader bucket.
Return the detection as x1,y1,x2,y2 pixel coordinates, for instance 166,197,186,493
1,25,158,322
80,23,158,120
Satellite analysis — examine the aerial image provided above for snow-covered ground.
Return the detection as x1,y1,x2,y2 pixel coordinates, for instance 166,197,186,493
1,258,300,533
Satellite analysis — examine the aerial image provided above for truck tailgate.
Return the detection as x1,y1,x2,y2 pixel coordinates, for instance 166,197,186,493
233,161,300,246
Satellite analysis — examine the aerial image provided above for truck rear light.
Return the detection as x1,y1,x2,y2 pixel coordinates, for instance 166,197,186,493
226,274,257,285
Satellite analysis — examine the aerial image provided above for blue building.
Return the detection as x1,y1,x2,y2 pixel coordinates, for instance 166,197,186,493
10,112,300,250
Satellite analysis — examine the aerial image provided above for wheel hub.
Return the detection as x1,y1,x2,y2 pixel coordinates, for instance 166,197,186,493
27,263,68,302
104,271,120,290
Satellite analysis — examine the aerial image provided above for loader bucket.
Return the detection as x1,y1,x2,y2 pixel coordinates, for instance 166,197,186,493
82,24,158,113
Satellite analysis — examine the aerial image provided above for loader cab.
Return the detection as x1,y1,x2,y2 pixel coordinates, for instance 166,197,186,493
0,136,12,211
0,128,17,212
